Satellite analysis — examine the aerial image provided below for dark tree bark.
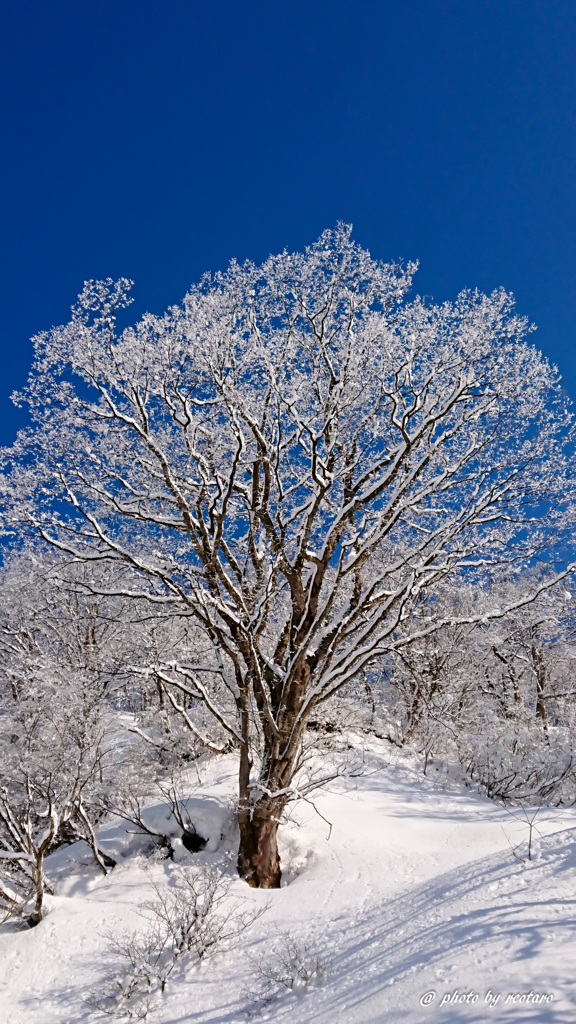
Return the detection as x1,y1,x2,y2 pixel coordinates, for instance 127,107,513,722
237,798,283,889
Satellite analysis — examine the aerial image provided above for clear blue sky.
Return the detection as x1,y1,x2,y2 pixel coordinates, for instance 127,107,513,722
1,1,575,443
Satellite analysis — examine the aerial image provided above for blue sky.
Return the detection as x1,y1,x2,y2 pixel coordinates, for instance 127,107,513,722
1,1,575,443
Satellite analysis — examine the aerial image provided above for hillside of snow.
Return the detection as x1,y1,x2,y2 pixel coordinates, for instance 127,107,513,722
1,736,574,1024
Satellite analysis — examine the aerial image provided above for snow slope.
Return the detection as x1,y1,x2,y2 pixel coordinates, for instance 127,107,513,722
1,737,575,1024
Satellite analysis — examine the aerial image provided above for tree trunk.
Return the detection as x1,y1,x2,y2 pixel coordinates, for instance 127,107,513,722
237,800,282,888
531,639,550,741
236,736,285,888
29,856,45,927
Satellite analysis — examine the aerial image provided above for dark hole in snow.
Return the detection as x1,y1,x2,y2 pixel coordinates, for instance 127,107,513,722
182,829,208,853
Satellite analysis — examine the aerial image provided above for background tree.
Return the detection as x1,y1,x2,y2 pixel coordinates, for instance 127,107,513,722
2,225,575,887
0,551,120,922
382,577,576,800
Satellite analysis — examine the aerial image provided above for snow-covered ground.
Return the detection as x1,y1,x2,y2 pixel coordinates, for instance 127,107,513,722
1,736,575,1023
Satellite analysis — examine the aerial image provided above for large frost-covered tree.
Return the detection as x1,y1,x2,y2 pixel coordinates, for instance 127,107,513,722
2,225,575,886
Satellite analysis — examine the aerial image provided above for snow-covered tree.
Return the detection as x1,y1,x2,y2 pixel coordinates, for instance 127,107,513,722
383,578,576,800
456,580,576,801
2,224,575,886
0,551,123,922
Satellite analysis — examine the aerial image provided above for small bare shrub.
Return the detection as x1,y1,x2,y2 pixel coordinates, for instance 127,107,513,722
244,931,332,1011
89,864,266,1018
